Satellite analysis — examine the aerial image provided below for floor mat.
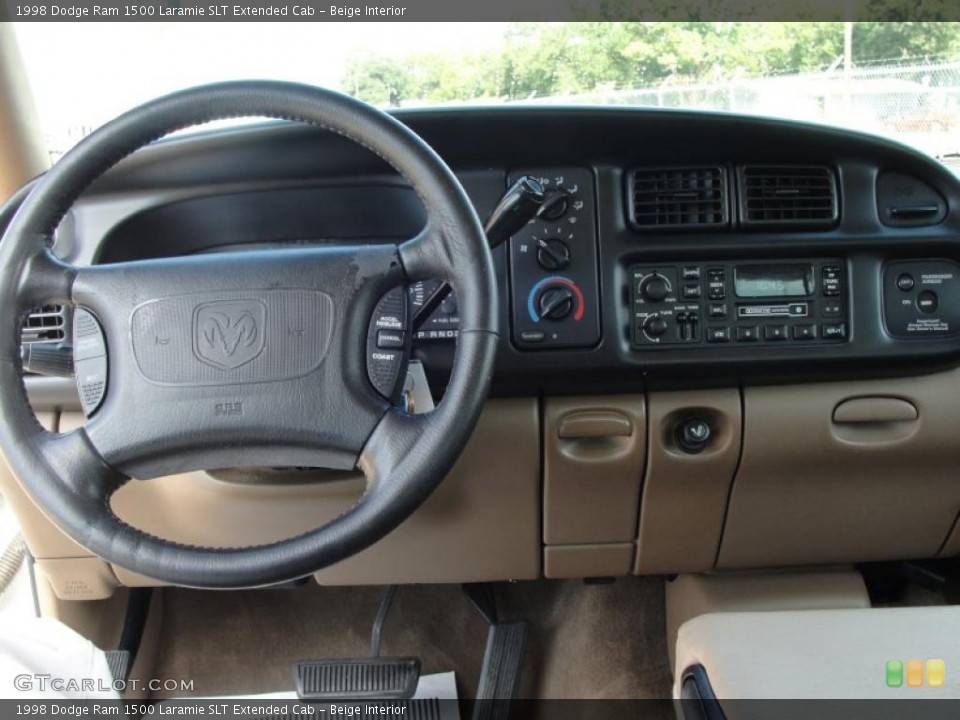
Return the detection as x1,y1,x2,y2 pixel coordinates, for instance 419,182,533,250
151,577,671,701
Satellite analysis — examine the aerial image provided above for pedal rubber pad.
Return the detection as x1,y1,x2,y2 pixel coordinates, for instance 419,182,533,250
294,657,421,700
104,649,131,683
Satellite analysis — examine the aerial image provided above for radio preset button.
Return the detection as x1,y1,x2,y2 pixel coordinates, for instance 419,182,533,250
793,324,817,340
764,325,787,341
822,323,846,340
706,327,730,343
736,326,760,342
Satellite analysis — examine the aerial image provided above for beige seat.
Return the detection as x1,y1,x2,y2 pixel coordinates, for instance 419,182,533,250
675,606,960,705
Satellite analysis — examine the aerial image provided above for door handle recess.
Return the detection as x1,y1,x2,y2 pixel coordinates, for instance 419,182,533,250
557,410,633,439
832,397,918,424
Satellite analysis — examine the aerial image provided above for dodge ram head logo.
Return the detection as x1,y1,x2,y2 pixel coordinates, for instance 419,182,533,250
193,300,266,370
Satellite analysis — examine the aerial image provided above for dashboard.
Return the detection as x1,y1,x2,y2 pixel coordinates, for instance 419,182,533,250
49,107,960,400
11,105,960,593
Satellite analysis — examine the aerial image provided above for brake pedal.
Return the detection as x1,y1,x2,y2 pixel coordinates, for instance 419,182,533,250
294,657,421,700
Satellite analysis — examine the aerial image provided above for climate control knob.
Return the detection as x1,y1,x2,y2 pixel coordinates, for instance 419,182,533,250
537,286,576,321
643,315,668,338
639,274,670,303
537,238,572,271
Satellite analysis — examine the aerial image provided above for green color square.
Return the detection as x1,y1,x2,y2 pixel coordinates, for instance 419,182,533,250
886,660,904,688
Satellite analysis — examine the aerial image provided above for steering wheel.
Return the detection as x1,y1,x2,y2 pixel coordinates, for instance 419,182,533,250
0,82,498,589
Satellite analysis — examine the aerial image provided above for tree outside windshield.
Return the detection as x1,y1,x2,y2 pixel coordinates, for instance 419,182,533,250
13,22,960,169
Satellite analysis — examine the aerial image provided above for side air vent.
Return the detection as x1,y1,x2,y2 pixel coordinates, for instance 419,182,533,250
738,166,839,228
21,305,67,345
628,166,729,231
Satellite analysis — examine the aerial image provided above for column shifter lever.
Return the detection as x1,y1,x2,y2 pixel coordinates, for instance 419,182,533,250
411,176,545,333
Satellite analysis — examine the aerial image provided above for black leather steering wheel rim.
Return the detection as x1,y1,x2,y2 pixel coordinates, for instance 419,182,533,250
0,81,498,589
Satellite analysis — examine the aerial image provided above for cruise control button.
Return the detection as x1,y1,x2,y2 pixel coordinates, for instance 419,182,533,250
736,326,759,342
822,323,846,340
793,324,816,340
764,325,787,341
896,273,915,292
376,330,405,349
706,327,730,343
917,290,938,314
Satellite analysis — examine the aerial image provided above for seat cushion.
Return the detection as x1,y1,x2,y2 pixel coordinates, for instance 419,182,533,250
675,606,960,700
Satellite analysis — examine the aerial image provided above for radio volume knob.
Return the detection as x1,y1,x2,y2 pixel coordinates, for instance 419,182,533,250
640,274,670,303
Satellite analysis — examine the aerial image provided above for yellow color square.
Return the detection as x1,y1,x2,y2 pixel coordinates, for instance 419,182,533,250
927,660,945,688
906,659,924,688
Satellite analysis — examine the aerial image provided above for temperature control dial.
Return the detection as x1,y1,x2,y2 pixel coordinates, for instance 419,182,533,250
526,277,585,325
537,286,576,320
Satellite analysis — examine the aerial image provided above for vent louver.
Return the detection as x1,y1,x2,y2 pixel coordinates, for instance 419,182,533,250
21,305,66,344
628,166,728,230
739,166,838,227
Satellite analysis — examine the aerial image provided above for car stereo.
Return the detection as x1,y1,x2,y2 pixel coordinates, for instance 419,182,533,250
630,259,846,348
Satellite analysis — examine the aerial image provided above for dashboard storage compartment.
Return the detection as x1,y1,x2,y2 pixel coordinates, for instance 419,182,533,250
543,396,646,578
718,370,960,569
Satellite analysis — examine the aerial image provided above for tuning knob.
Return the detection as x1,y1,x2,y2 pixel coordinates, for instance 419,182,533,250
639,274,669,303
537,286,576,321
537,239,571,271
643,315,668,338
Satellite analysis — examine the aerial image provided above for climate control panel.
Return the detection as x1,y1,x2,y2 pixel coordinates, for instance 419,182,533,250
630,259,847,349
509,167,601,349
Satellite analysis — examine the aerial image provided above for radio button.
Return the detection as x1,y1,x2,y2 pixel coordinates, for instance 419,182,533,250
822,323,846,340
708,303,728,319
706,327,731,343
682,266,701,280
821,265,842,297
763,325,787,341
793,324,817,340
682,284,702,300
736,326,760,342
822,300,842,317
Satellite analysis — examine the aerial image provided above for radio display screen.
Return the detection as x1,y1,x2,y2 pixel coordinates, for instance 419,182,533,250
734,264,813,298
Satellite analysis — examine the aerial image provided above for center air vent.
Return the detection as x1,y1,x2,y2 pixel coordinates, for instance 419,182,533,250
738,166,838,228
21,305,66,345
628,166,728,231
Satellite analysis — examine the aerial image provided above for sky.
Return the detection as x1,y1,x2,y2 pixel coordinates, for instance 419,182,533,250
13,22,509,142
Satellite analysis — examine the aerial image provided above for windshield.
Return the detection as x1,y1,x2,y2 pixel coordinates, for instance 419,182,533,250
13,21,960,169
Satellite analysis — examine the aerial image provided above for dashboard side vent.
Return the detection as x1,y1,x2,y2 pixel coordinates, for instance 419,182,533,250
739,166,839,228
21,305,67,345
628,166,729,230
